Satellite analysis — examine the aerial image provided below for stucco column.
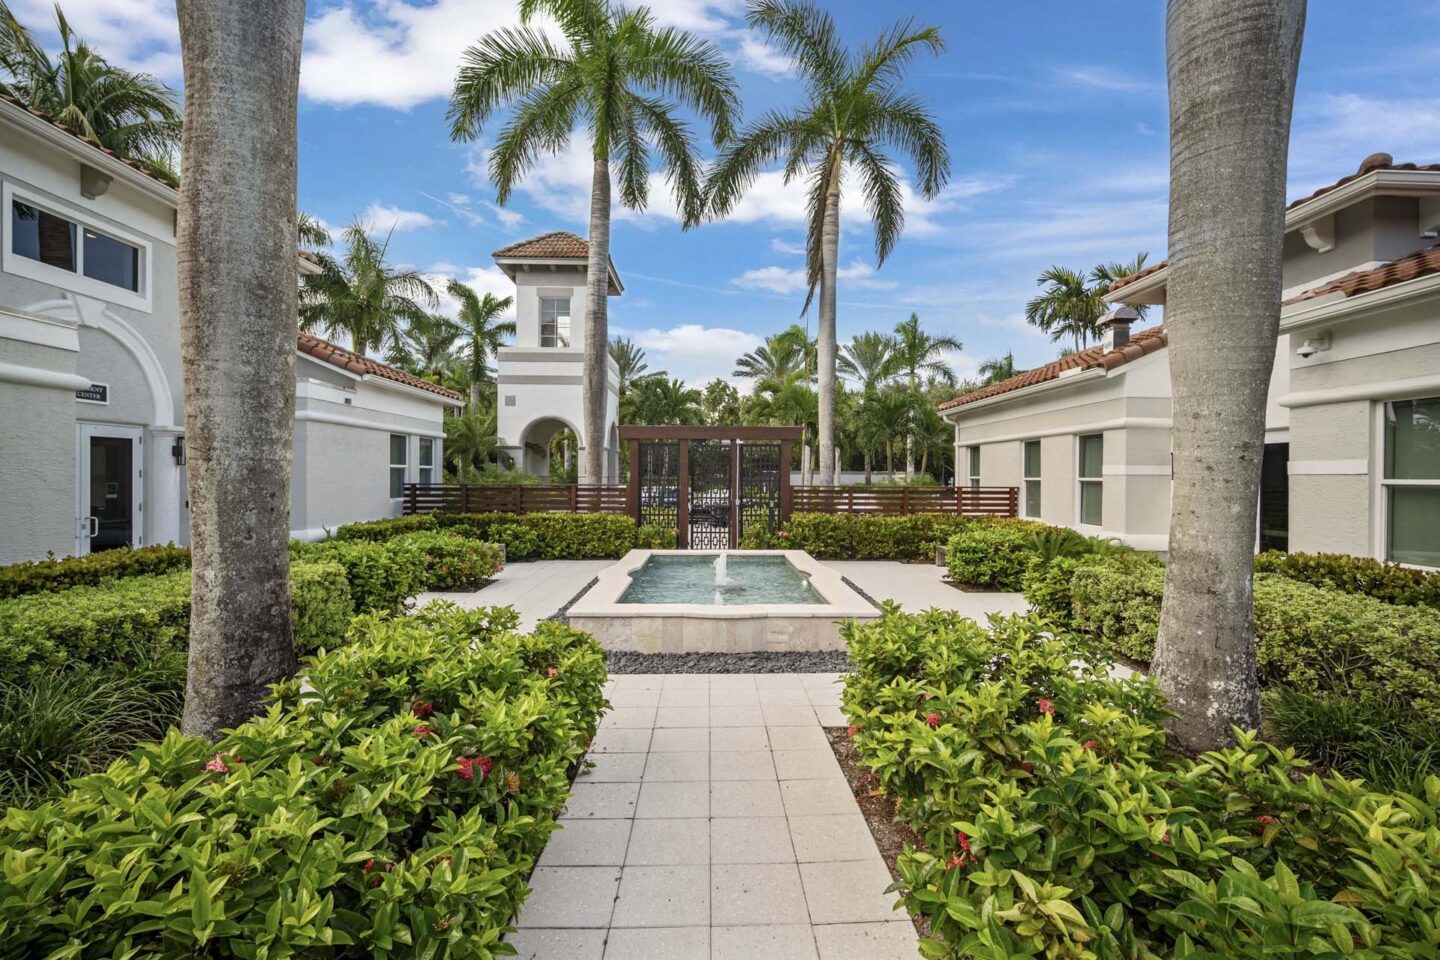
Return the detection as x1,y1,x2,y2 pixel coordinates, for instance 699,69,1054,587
148,425,185,546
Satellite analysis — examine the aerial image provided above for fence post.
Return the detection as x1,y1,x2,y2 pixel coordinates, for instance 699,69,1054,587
570,483,578,513
677,439,690,548
901,486,911,516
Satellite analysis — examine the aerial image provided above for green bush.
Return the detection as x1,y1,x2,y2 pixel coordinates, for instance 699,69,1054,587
943,518,1052,589
292,539,425,614
634,523,678,550
1255,549,1440,609
388,532,504,591
335,511,649,560
331,513,439,542
0,604,609,958
755,512,973,560
289,561,354,654
840,608,1440,958
0,543,192,598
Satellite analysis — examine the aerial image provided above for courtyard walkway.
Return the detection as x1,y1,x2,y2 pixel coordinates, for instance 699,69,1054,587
507,672,917,960
826,560,1029,618
416,558,610,630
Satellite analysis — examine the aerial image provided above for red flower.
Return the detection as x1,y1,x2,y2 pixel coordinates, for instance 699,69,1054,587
1256,814,1279,825
363,859,376,872
1019,762,1034,774
413,702,434,717
456,758,475,780
946,852,968,870
957,831,971,853
925,713,941,729
847,725,860,739
413,724,432,738
1082,740,1098,751
477,757,493,778
546,667,559,679
204,753,229,773
1037,698,1054,716
777,531,789,538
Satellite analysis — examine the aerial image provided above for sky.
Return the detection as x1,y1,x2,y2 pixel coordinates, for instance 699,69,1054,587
14,0,1440,385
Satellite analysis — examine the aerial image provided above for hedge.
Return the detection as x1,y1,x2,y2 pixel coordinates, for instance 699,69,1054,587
1255,549,1440,609
840,608,1440,957
388,531,505,591
740,512,974,559
0,561,352,681
333,511,673,559
0,604,609,958
291,539,426,614
943,518,1054,589
0,544,191,598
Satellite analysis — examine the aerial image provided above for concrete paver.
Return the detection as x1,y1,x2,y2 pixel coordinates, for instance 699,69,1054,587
826,559,1029,618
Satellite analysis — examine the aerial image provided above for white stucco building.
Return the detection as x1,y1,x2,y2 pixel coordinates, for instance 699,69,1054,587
942,152,1440,568
492,232,621,483
0,93,462,564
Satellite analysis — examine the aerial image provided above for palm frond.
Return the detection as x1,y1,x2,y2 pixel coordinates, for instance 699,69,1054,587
447,26,576,142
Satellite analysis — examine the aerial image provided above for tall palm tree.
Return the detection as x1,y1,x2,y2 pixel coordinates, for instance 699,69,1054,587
611,336,664,396
857,384,916,479
300,222,438,359
705,0,949,485
397,311,462,379
977,352,1023,385
892,313,960,478
1092,253,1151,320
296,212,331,250
175,0,305,737
1025,266,1102,352
445,405,500,478
734,325,814,381
448,0,738,483
1152,0,1304,752
746,369,819,484
622,376,704,425
448,281,515,409
837,331,897,392
0,2,182,181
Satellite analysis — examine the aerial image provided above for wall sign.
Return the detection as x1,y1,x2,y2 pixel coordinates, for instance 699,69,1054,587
75,382,109,404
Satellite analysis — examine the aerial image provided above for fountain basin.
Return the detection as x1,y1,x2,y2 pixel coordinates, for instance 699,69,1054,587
568,550,878,653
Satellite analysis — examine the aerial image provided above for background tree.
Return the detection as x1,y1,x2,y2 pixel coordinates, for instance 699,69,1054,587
977,351,1023,385
1152,0,1304,752
733,324,813,381
397,312,462,379
1025,266,1101,352
838,331,898,392
445,406,501,479
856,383,916,479
705,0,949,484
175,0,305,738
449,281,515,408
892,312,959,478
622,376,704,425
300,222,438,359
449,0,738,482
611,336,663,397
744,369,819,483
0,1,181,180
701,378,741,425
1092,253,1151,319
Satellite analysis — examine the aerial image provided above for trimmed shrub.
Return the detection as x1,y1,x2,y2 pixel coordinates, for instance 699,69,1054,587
1255,549,1440,609
841,608,1440,958
748,512,973,560
291,539,426,614
0,544,191,598
0,604,609,958
388,532,504,591
336,511,648,560
943,518,1052,589
634,523,678,550
289,561,354,654
330,513,439,542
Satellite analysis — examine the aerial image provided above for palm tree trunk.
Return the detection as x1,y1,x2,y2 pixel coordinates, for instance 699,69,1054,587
905,373,916,480
863,450,872,485
469,339,483,410
816,180,840,485
583,157,612,483
176,0,304,738
1151,0,1304,753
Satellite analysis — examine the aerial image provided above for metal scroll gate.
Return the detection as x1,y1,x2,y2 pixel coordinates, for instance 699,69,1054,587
622,426,800,550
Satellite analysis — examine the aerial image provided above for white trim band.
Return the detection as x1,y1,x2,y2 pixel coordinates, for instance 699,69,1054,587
0,360,92,391
1289,459,1368,476
1103,464,1171,477
296,409,446,438
1279,374,1440,408
957,417,1173,447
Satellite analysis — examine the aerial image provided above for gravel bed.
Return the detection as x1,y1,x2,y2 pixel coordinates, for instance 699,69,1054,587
544,577,599,623
605,649,852,674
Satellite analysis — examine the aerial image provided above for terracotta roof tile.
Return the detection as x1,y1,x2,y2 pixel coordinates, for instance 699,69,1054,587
492,231,589,259
1284,245,1440,305
1287,152,1440,210
0,91,177,190
296,332,463,402
1107,259,1169,293
939,326,1167,412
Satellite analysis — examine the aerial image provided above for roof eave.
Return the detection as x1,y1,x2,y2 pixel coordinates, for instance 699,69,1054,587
940,368,1107,419
492,255,624,295
1285,168,1440,229
359,373,465,406
1105,269,1168,306
1281,270,1440,335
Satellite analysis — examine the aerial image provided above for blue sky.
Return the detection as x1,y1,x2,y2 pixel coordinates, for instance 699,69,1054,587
18,0,1440,384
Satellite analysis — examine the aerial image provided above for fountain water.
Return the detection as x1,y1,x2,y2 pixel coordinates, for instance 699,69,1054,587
714,552,729,586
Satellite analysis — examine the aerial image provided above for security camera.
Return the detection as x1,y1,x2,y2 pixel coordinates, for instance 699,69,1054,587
1296,334,1330,359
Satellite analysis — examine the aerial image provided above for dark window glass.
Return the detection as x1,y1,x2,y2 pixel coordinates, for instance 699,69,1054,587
11,200,76,271
82,228,140,291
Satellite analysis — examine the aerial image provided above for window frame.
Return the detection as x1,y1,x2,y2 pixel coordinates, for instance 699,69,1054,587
2,183,152,312
1076,433,1104,528
1380,396,1440,569
418,437,436,485
966,445,981,489
1022,439,1042,519
539,296,572,348
389,433,409,501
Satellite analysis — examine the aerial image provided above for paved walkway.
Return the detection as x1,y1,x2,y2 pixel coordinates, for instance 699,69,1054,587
507,672,916,960
417,559,611,631
827,560,1029,619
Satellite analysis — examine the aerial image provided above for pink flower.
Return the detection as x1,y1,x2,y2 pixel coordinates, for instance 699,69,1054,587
456,758,475,781
946,852,968,870
1082,740,1098,751
204,753,229,773
413,702,434,717
1256,815,1279,825
925,713,941,729
1037,698,1054,716
477,757,493,778
847,725,860,739
957,832,971,853
546,667,559,679
413,724,432,738
363,859,376,872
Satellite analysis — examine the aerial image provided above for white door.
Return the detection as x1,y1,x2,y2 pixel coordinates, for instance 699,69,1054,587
77,424,143,555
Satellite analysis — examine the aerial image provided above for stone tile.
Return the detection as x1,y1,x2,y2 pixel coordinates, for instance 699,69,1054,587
799,860,901,924
564,782,641,819
601,707,657,729
711,925,819,960
642,751,709,782
612,865,710,927
711,779,785,818
763,704,820,727
710,750,776,781
788,815,878,863
753,674,807,689
812,922,918,959
801,673,845,688
504,928,608,960
711,863,810,926
655,707,710,728
590,728,652,754
812,705,848,727
609,688,662,708
711,817,795,864
709,674,757,689
805,685,843,707
538,819,631,866
766,725,830,752
625,818,709,865
710,706,766,727
663,674,709,689
649,728,709,753
710,726,769,752
710,687,762,707
758,686,813,706
772,750,843,781
612,675,664,691
518,867,621,928
603,926,709,960
577,752,646,783
780,779,857,818
635,781,709,819
660,687,708,707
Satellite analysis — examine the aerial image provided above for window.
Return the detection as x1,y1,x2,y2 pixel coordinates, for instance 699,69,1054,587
540,297,571,347
389,434,408,499
9,196,144,295
1384,397,1440,567
1078,434,1103,526
1023,440,1042,518
418,437,436,485
82,227,140,291
967,446,981,489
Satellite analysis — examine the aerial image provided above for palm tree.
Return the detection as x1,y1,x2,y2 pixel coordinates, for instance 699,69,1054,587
448,0,738,484
397,311,463,379
611,336,664,396
300,222,438,359
838,332,897,392
733,324,814,381
448,281,515,409
296,212,331,250
175,0,305,737
892,313,960,478
746,369,819,484
0,2,182,181
622,377,703,425
445,406,500,478
704,0,949,485
1092,253,1151,320
701,378,741,425
1025,266,1103,352
1151,0,1304,752
856,384,916,479
977,352,1023,385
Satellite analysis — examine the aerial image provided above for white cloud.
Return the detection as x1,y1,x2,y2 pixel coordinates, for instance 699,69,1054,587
1289,93,1440,195
734,35,792,77
612,322,762,385
359,202,439,233
9,0,181,79
731,260,896,295
430,265,516,317
1051,65,1161,95
769,237,806,255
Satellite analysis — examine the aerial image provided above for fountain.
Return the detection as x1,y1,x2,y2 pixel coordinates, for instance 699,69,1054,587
714,552,729,587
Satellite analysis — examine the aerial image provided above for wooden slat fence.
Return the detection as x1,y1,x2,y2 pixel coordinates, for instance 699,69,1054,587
403,483,628,515
791,485,1018,517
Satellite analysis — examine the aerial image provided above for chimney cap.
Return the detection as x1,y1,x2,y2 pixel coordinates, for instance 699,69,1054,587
1358,151,1393,175
1099,305,1140,325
